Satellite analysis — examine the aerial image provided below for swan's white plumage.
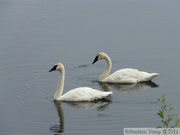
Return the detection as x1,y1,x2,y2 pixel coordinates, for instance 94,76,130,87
92,52,159,83
105,68,159,83
49,63,112,101
60,87,112,101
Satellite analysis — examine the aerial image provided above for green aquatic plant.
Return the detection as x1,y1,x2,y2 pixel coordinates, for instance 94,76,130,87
157,94,180,128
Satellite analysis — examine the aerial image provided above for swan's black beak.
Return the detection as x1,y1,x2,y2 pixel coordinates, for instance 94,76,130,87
49,65,57,72
92,55,99,64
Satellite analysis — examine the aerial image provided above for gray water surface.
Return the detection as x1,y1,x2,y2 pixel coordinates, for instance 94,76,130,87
0,0,180,135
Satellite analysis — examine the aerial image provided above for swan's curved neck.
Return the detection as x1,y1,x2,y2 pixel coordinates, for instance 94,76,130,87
99,54,112,82
54,68,65,100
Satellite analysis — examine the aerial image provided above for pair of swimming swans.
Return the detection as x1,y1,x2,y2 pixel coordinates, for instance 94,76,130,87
49,52,159,101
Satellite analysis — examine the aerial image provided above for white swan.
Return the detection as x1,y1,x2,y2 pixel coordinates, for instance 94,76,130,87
92,52,159,83
49,63,112,101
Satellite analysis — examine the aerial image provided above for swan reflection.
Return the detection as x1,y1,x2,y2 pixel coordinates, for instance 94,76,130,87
65,101,110,110
99,81,159,92
50,101,64,134
50,100,111,134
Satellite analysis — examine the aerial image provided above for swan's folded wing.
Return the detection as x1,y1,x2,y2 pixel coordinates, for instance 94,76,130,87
60,87,112,101
106,68,139,83
106,68,159,83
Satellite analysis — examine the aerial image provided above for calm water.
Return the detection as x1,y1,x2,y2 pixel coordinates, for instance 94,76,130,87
0,0,180,135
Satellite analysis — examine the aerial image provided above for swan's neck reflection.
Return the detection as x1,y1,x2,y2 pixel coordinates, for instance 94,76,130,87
50,101,64,134
98,82,110,92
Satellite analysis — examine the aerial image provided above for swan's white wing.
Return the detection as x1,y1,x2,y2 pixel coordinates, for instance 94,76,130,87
106,68,159,83
60,87,112,101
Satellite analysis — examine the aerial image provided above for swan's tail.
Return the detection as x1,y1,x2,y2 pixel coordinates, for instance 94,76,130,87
152,73,159,77
92,91,113,102
96,93,112,102
149,73,159,81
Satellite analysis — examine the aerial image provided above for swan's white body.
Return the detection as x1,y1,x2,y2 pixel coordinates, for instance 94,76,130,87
92,52,159,83
49,63,112,101
105,68,158,83
59,87,112,101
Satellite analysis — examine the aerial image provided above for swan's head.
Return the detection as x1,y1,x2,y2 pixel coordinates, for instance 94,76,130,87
49,63,64,72
92,52,107,64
